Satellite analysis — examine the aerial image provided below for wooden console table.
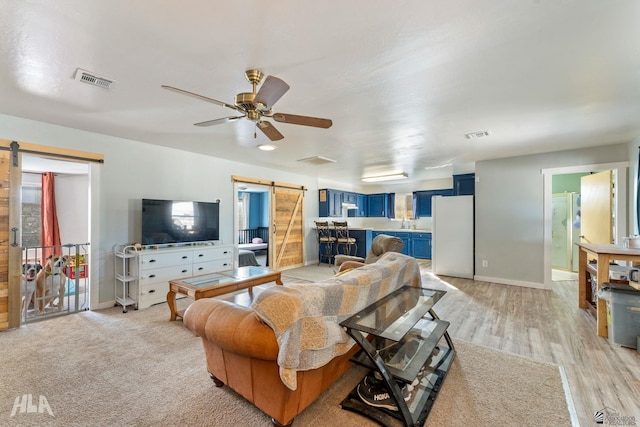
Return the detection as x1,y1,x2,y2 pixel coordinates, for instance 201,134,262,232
577,242,640,337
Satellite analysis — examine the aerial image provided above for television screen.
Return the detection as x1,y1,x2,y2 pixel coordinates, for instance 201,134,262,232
141,199,220,244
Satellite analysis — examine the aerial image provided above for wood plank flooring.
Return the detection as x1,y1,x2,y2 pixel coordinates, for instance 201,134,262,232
223,261,639,426
418,263,640,426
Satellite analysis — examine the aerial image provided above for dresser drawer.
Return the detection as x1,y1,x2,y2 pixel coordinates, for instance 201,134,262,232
138,282,169,308
193,246,233,262
139,251,192,270
139,265,192,285
193,259,233,275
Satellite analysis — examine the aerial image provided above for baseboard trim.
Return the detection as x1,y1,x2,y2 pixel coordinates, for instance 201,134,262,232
473,275,549,290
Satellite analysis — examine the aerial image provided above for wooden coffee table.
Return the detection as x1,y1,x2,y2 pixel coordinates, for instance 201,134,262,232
167,266,282,321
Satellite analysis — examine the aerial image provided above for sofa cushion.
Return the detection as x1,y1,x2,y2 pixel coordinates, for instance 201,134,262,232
251,252,421,390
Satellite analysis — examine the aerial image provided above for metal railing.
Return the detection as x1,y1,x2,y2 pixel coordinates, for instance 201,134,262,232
21,243,90,323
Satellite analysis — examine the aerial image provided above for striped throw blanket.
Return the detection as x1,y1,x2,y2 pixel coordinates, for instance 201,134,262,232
251,252,421,390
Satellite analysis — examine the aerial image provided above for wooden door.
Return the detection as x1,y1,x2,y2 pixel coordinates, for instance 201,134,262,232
270,187,304,269
0,147,22,330
580,171,613,244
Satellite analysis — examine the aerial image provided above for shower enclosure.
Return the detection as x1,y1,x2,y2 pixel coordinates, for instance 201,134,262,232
552,192,581,272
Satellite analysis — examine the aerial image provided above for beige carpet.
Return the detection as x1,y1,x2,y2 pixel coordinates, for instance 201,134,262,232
281,263,336,282
0,300,571,427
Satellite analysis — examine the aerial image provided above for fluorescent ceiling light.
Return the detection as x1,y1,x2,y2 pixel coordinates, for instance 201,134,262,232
258,144,277,151
361,172,408,182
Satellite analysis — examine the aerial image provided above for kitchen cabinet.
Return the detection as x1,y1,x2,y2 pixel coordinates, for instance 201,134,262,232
370,230,432,260
356,193,367,217
453,173,475,196
367,193,389,217
319,189,343,217
394,232,410,255
411,232,432,260
413,189,453,218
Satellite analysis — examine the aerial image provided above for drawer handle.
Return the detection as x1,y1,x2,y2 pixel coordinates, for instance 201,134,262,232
223,251,229,254
182,255,188,259
148,289,155,294
148,274,156,279
198,254,204,257
223,263,229,267
149,259,156,263
181,269,188,273
198,267,204,271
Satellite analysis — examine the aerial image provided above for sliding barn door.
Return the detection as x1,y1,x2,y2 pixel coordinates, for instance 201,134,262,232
0,146,22,330
271,187,304,269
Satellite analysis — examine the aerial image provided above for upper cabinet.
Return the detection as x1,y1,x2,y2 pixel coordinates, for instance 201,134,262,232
367,193,389,217
413,189,453,218
319,189,343,217
453,173,475,196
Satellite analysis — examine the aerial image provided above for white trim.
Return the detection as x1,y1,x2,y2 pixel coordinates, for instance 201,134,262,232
540,162,629,289
558,365,580,427
473,275,549,290
541,161,629,175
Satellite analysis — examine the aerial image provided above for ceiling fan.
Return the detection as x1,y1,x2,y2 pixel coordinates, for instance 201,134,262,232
162,69,332,141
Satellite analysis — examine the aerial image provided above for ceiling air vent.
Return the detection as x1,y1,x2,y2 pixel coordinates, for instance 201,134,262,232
74,68,116,89
465,130,491,140
297,156,336,165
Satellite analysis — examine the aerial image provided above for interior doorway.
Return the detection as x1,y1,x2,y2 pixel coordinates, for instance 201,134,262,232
20,156,91,323
543,162,628,288
236,183,271,268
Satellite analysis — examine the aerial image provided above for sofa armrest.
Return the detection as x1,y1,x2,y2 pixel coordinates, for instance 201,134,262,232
183,298,279,361
334,254,365,267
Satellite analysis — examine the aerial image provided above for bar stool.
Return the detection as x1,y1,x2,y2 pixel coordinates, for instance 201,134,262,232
315,221,336,265
333,221,357,257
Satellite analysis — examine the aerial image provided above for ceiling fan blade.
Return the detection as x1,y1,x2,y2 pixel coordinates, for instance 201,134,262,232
257,121,284,141
194,115,245,127
254,76,290,110
272,113,333,129
161,85,243,112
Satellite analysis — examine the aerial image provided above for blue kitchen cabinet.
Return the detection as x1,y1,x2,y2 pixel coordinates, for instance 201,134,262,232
319,189,343,217
367,193,388,217
411,232,432,259
453,173,475,196
356,193,367,217
413,189,453,218
394,232,411,255
347,193,368,217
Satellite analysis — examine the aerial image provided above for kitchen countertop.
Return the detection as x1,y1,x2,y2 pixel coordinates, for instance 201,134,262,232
348,228,432,233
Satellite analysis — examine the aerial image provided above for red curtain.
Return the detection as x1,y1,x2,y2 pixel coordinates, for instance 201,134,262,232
42,172,61,260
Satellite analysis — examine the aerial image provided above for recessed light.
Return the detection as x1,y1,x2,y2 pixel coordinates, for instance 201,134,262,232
258,144,277,151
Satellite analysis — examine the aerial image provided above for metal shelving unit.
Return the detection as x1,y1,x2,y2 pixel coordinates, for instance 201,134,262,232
113,244,138,313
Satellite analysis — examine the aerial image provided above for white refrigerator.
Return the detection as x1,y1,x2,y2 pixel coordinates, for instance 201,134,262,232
431,195,474,279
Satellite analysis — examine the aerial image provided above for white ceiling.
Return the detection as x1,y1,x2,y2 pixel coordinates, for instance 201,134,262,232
1,1,639,185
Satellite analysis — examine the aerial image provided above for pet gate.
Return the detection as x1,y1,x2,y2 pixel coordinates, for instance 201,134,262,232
21,243,90,323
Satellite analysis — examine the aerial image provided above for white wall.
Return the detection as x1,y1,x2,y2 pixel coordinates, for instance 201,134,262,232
475,143,630,288
0,113,320,307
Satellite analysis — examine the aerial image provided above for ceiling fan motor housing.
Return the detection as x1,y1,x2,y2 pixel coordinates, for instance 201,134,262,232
235,92,256,111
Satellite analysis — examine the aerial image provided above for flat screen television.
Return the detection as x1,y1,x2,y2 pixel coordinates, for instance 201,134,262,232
141,198,220,245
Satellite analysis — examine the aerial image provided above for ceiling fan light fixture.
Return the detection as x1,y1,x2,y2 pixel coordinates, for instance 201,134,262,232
258,143,277,151
361,172,408,182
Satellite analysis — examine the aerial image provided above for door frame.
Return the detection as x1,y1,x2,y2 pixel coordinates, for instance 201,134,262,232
542,162,628,289
232,176,306,269
0,139,103,329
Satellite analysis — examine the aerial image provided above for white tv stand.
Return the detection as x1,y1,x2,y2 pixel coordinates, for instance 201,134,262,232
115,241,233,311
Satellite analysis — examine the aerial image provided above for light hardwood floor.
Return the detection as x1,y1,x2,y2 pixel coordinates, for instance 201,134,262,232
227,261,639,426
416,263,639,427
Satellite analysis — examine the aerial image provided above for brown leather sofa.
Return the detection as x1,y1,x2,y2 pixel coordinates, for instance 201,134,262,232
183,251,420,426
334,233,404,272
